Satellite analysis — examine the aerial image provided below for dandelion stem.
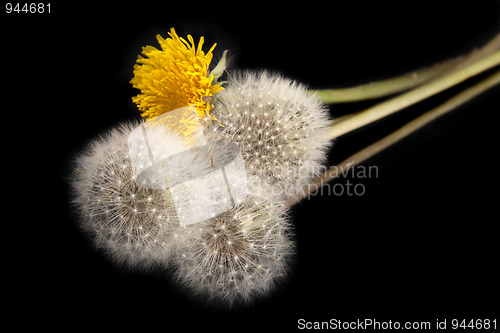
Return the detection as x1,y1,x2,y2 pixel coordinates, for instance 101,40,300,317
311,33,500,105
309,56,464,103
286,69,500,207
328,49,500,140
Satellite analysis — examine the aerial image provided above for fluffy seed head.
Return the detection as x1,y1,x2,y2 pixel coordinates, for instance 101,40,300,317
170,195,294,307
70,122,177,269
205,71,333,199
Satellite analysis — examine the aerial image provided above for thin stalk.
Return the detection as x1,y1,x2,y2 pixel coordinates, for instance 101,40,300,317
309,56,464,103
328,50,500,140
286,70,500,207
311,33,500,104
442,33,500,74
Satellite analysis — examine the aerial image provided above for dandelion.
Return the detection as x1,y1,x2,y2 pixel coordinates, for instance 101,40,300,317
72,30,329,306
70,122,177,269
170,195,294,307
205,71,333,199
130,28,224,121
70,26,500,309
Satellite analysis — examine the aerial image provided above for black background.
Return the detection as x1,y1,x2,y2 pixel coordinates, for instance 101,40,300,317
2,1,499,330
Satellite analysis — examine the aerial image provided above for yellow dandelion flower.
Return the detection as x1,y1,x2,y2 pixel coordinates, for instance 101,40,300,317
131,28,224,121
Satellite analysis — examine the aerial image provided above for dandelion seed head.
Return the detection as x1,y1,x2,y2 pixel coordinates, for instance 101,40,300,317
206,71,332,199
170,195,294,307
70,122,177,269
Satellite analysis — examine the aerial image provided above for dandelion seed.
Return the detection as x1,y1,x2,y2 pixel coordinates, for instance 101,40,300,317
170,195,294,307
70,122,177,269
205,71,332,199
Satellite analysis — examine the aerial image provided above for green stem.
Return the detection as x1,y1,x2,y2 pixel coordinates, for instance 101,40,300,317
310,33,500,104
309,56,464,103
329,50,500,140
286,69,500,207
443,33,500,74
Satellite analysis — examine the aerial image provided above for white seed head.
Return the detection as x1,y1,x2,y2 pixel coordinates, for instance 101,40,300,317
206,71,333,200
170,195,294,307
70,122,177,269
